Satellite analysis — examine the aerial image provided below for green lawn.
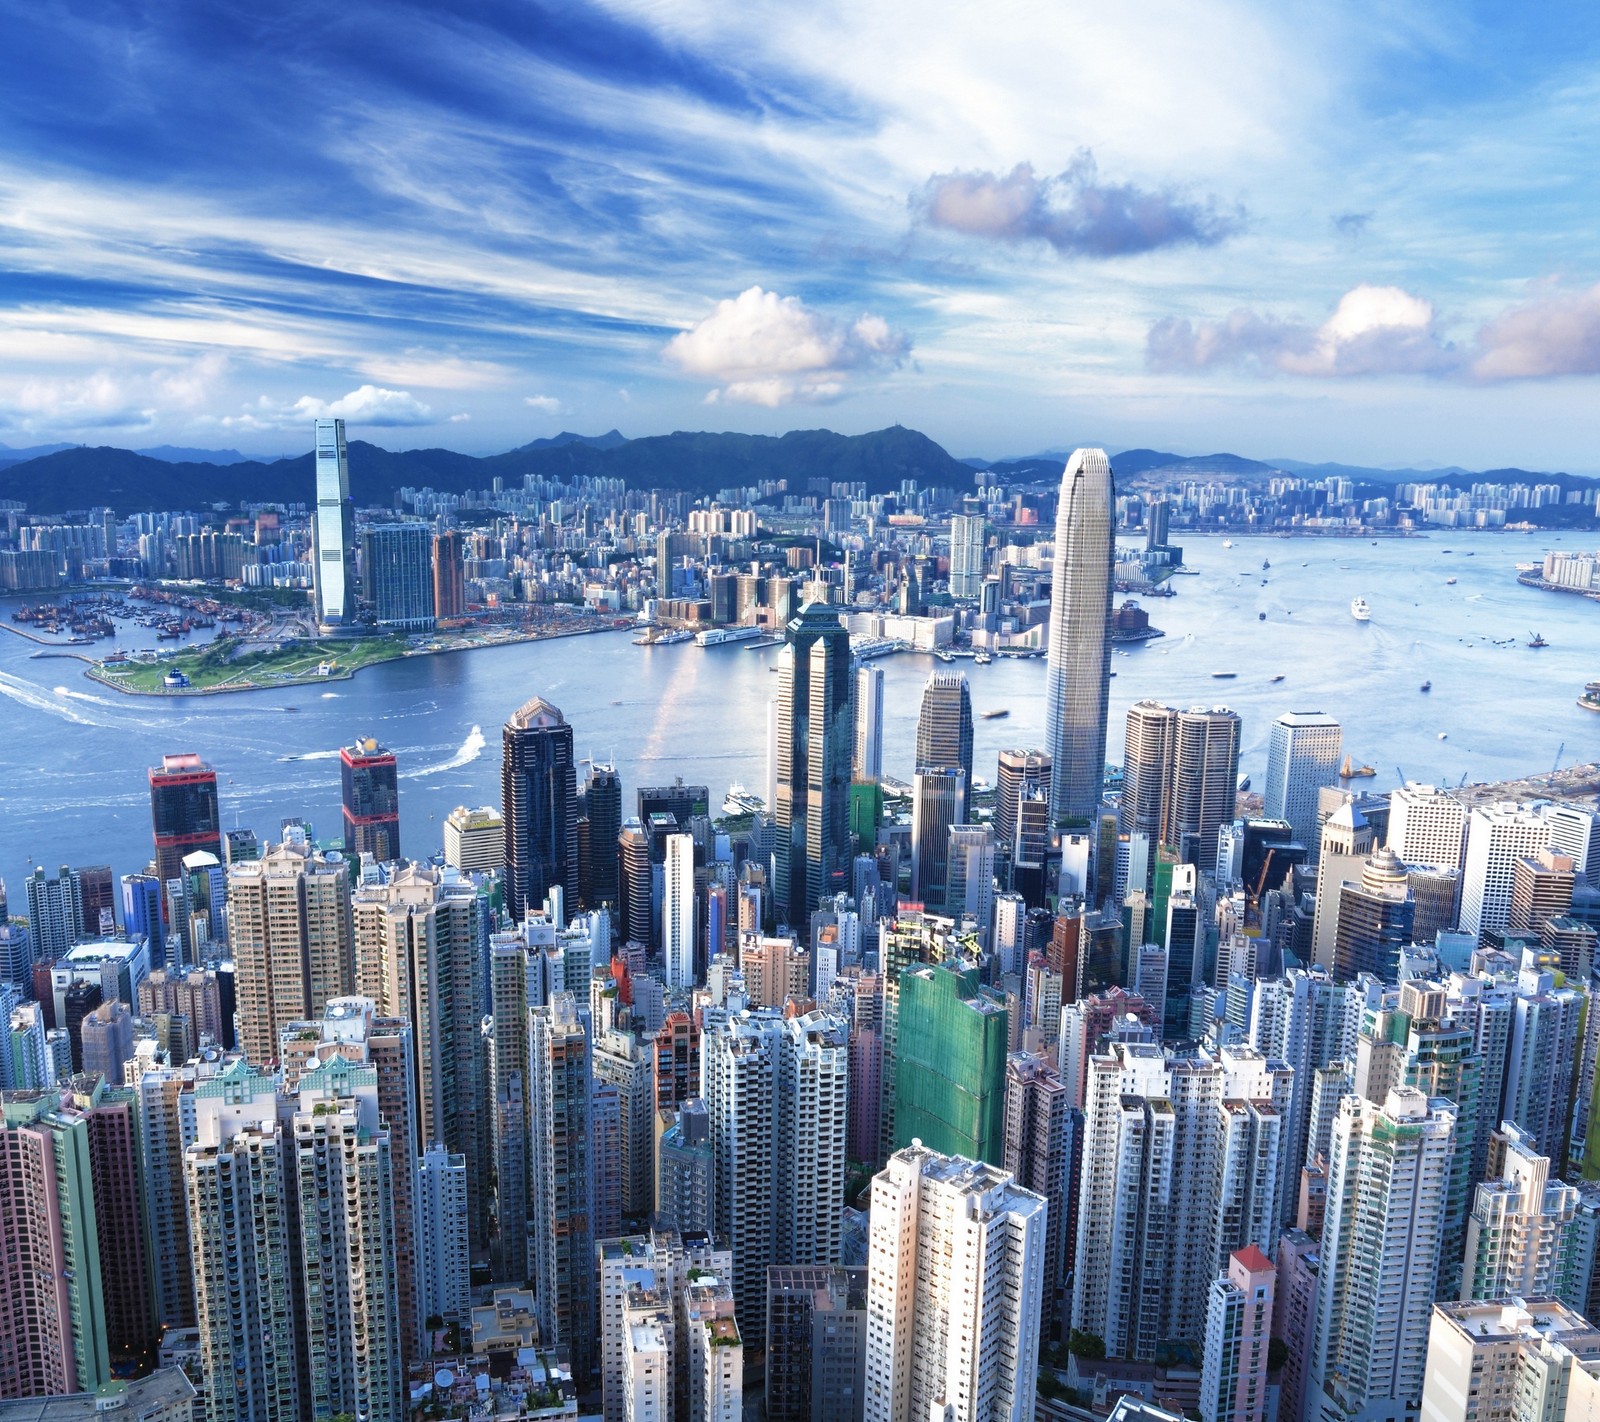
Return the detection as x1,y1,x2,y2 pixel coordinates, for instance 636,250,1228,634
92,635,406,694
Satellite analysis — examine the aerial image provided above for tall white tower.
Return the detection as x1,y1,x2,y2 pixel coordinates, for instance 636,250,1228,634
1262,711,1342,858
1044,449,1114,825
664,832,697,991
853,663,884,783
864,1144,1046,1422
312,417,355,628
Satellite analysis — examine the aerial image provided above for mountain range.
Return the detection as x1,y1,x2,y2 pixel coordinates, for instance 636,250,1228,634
0,427,1592,515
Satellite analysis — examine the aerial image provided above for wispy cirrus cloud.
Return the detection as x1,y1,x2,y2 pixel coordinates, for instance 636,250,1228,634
918,153,1242,257
663,286,910,405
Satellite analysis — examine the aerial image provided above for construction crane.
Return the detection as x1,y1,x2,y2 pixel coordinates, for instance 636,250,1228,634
1554,741,1566,776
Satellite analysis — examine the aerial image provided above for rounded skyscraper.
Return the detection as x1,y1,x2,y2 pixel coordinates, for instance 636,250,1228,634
1044,447,1115,825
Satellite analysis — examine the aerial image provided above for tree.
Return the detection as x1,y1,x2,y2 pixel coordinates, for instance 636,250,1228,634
1068,1329,1106,1360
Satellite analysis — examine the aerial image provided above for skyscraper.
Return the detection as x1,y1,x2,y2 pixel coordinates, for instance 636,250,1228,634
1199,1247,1276,1422
894,959,1009,1164
948,511,986,599
1463,1122,1583,1303
582,761,623,910
502,696,579,922
312,416,356,628
361,523,436,629
431,528,466,621
663,832,696,990
529,992,596,1384
415,1142,470,1340
340,736,400,862
910,768,965,908
915,671,975,801
1120,702,1242,869
227,830,353,1068
702,1008,849,1348
1002,1049,1072,1321
773,603,853,929
765,1265,868,1422
1386,782,1468,872
1044,448,1114,825
864,1144,1046,1422
24,865,82,962
995,749,1052,859
1459,803,1549,941
149,753,222,909
1262,712,1342,858
852,663,884,784
1308,1088,1455,1422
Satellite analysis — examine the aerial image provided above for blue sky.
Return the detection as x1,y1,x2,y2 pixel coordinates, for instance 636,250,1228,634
1,0,1598,468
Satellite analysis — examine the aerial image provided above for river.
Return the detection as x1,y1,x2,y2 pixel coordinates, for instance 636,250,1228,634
1,528,1596,894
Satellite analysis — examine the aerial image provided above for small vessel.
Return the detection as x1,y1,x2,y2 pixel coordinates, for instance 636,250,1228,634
974,651,992,665
980,708,1010,720
1212,671,1238,679
1580,682,1600,713
1437,731,1448,740
1238,774,1251,792
1340,754,1377,779
1271,674,1285,683
1262,559,1271,570
1350,597,1371,622
1420,681,1432,692
1445,577,1457,586
1222,540,1234,549
1258,612,1267,621
1528,632,1549,648
723,784,766,816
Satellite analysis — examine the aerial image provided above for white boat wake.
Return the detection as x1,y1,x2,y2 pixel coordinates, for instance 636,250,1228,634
407,725,485,778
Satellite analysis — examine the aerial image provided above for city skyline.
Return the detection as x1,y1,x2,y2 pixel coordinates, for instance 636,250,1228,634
1,5,1598,469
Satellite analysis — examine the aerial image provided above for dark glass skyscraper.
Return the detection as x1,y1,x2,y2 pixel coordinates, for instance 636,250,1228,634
1044,448,1114,825
914,671,974,805
773,602,853,931
148,753,222,906
341,737,401,862
361,524,436,629
580,761,622,910
501,697,578,922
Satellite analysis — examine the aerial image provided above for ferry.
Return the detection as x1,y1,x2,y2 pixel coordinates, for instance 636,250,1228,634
1580,682,1600,713
1211,671,1238,679
1445,577,1457,586
1528,632,1549,649
980,709,1010,720
695,625,765,647
1271,674,1285,683
1222,540,1234,549
974,651,992,665
1350,597,1371,622
722,785,766,816
1420,681,1432,693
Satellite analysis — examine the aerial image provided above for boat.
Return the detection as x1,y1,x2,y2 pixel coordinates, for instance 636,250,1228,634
1340,754,1377,779
695,625,766,647
1222,540,1234,549
1212,671,1238,679
1238,774,1251,792
974,651,992,665
1528,632,1549,648
1437,731,1448,740
980,709,1010,720
1580,682,1600,713
1350,597,1371,622
1420,681,1432,693
1271,674,1285,683
1262,559,1271,570
1445,577,1457,586
722,784,766,816
1258,612,1266,621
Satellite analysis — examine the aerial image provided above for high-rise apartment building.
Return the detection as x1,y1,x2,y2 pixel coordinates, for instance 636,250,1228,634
893,960,1008,1164
149,753,222,909
1421,1299,1600,1422
853,663,884,784
702,1008,849,1348
1073,1042,1291,1361
1308,1087,1455,1422
361,523,436,628
1199,1247,1276,1422
915,671,974,802
0,1088,111,1400
765,1265,868,1422
529,993,596,1384
1510,848,1577,935
664,832,697,990
502,696,579,922
949,512,986,598
995,748,1052,863
1460,803,1550,941
340,736,400,862
23,865,82,962
1044,448,1114,825
1002,1050,1071,1320
228,831,352,1067
311,416,356,628
415,1142,471,1336
945,824,996,937
864,1145,1046,1422
1464,1122,1584,1303
1262,712,1342,858
1119,702,1242,870
773,604,853,929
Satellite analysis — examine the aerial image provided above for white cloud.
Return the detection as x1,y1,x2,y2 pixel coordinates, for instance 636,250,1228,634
1472,281,1600,380
292,385,435,425
1147,285,1459,378
663,286,910,405
448,412,472,423
523,394,562,413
